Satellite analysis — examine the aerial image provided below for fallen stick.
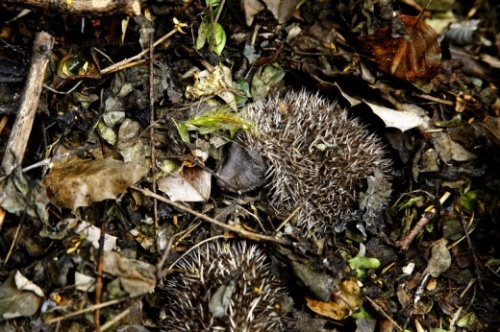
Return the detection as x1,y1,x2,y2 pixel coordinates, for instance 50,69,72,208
1,0,141,17
1,31,54,175
131,186,293,247
396,191,452,251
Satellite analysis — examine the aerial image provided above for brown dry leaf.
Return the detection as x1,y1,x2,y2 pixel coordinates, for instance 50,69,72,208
102,251,156,297
43,157,147,210
242,0,265,26
358,14,441,82
157,166,211,202
305,278,363,320
261,0,301,24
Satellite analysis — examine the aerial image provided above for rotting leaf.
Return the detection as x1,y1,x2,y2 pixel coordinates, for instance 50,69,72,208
102,251,156,297
209,272,240,318
251,64,286,101
358,14,441,82
0,167,49,222
272,244,336,302
185,64,237,110
305,278,363,321
74,271,95,292
43,158,147,210
425,241,451,278
117,119,147,164
0,271,44,321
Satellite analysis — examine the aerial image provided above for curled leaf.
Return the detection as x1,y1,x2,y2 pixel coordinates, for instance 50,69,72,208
358,14,441,82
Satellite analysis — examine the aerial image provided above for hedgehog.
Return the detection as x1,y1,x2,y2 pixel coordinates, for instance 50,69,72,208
216,90,392,239
161,240,285,332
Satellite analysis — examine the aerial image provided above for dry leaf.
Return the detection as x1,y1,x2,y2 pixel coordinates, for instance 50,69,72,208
43,158,147,210
185,64,237,110
157,166,211,202
364,101,429,132
0,271,44,321
425,241,451,277
359,14,441,82
242,0,265,26
261,0,301,24
305,278,363,320
102,251,156,297
73,219,117,251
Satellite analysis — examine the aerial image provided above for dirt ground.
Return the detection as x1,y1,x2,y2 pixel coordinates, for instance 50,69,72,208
1,0,500,331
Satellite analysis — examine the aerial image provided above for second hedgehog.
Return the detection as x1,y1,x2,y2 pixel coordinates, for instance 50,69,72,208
217,90,392,239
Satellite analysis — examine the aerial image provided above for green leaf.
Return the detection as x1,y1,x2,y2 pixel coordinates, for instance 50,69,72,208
195,22,210,50
173,120,190,144
434,114,462,128
251,64,286,100
351,306,371,319
459,190,478,212
457,312,476,328
212,23,226,55
206,0,220,7
349,257,381,270
184,108,253,138
348,257,380,278
398,196,424,210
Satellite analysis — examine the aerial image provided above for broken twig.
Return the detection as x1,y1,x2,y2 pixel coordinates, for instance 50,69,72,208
1,31,54,175
131,186,293,247
396,191,452,250
1,0,141,17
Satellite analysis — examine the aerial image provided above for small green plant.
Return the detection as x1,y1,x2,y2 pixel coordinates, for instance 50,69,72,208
196,0,227,55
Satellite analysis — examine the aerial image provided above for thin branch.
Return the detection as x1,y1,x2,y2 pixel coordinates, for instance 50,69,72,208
131,186,293,247
1,31,54,175
1,0,141,17
397,191,451,250
45,298,126,325
100,19,187,75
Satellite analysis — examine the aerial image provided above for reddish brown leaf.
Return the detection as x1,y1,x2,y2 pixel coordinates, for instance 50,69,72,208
358,14,441,82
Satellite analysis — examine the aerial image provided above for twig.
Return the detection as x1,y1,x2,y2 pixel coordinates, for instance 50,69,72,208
1,0,141,17
3,213,25,265
0,144,100,183
94,202,109,332
131,186,293,247
396,191,451,250
365,296,404,331
459,213,484,289
148,29,161,254
1,31,54,175
100,305,133,331
156,236,174,286
100,18,187,75
45,298,125,325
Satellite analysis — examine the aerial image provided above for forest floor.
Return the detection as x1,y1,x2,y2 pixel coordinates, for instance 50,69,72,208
1,1,500,331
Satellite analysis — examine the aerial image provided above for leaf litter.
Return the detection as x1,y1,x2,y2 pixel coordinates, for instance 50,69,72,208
0,0,500,331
